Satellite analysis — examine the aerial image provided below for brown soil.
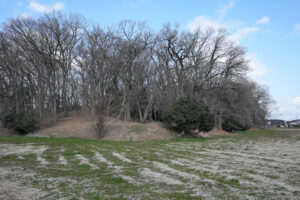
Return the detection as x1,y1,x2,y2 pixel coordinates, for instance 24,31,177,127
33,111,176,141
249,126,261,131
197,128,236,137
0,127,17,136
35,111,96,139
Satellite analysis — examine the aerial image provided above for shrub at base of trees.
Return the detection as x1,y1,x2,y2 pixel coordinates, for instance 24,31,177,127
2,113,37,134
163,99,214,135
222,117,250,132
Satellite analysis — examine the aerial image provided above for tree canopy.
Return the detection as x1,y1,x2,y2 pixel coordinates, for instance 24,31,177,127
0,12,272,133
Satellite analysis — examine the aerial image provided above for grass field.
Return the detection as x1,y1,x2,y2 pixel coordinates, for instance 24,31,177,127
0,129,299,199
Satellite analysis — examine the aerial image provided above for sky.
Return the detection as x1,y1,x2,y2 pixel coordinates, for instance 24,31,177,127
1,0,300,120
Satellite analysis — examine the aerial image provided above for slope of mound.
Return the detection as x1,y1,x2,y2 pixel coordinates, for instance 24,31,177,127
33,111,176,141
198,128,236,137
0,127,17,136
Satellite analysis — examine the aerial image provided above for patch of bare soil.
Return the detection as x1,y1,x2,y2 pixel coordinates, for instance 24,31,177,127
0,127,17,136
35,111,96,139
32,111,176,141
197,128,236,137
249,126,261,131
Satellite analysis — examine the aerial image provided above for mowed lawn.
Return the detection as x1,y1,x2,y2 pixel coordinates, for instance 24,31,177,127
0,129,299,199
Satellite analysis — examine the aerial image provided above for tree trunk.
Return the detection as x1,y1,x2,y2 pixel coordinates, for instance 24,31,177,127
125,100,131,121
117,94,126,120
51,73,57,123
137,101,143,122
62,74,68,117
106,94,111,116
52,92,56,123
142,101,152,123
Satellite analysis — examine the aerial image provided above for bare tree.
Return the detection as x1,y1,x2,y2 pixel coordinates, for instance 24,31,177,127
0,13,272,133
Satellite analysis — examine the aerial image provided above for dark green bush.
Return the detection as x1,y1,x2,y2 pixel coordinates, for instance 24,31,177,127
3,112,37,134
222,117,250,132
163,98,214,134
2,113,16,128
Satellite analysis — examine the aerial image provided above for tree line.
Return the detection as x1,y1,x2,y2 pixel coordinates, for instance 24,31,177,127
0,12,272,132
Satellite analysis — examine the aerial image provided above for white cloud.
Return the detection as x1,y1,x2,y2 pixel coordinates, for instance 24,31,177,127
215,1,235,18
294,24,300,31
246,54,270,78
188,2,262,44
256,17,270,25
20,13,30,19
188,15,241,32
229,27,259,43
291,97,300,105
188,16,259,44
28,1,64,13
271,97,300,120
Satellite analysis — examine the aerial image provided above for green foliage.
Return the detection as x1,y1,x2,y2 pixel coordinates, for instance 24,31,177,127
222,117,250,132
163,98,214,134
3,112,37,134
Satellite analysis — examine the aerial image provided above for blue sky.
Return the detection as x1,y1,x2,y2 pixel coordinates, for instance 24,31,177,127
1,0,300,120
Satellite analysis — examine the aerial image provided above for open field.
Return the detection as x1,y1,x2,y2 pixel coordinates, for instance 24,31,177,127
0,129,299,199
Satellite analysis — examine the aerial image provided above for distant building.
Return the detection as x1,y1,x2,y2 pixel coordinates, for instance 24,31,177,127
265,119,287,128
286,119,300,128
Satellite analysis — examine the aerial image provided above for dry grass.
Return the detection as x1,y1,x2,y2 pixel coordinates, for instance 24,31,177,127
198,127,237,137
0,127,17,136
33,111,176,141
0,129,299,199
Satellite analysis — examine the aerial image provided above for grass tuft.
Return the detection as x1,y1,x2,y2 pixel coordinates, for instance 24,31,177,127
129,124,147,134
